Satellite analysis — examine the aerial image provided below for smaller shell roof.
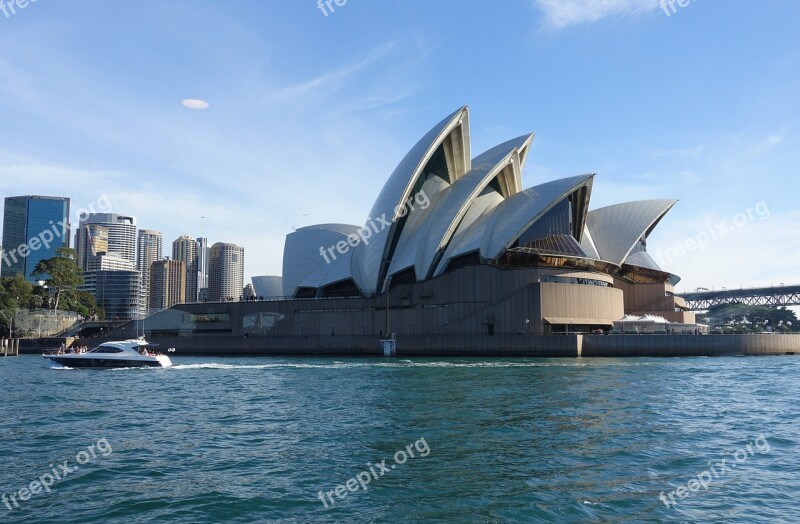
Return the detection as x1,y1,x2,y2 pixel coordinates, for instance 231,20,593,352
480,174,595,260
586,200,677,267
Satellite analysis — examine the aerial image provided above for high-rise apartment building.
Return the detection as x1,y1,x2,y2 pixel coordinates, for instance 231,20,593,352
137,230,162,315
75,213,138,318
75,214,136,271
149,259,186,311
209,242,244,302
1,196,70,281
172,235,198,303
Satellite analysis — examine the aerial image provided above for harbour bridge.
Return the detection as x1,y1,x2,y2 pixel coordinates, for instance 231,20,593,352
678,284,800,311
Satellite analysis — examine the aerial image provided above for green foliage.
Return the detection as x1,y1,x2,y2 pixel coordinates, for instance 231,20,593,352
0,274,34,336
700,303,799,333
0,249,106,336
30,247,84,312
61,290,105,320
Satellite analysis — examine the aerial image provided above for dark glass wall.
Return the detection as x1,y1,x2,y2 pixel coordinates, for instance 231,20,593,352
26,198,70,280
1,196,70,281
516,199,573,247
1,197,27,277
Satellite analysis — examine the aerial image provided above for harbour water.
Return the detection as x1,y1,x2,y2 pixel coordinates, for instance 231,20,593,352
1,355,799,522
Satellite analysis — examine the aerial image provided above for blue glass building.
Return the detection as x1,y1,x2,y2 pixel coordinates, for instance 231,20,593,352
1,196,70,282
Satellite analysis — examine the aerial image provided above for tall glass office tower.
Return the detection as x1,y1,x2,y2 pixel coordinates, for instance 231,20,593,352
137,230,163,315
1,196,70,282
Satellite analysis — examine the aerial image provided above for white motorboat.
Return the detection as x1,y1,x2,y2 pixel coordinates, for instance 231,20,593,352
45,339,172,369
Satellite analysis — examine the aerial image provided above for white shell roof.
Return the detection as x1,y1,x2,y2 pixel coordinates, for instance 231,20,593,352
282,224,361,297
251,276,283,298
385,176,451,278
586,200,677,267
433,190,504,276
280,108,681,296
580,226,601,260
350,107,470,295
413,134,533,280
624,250,663,272
479,174,595,260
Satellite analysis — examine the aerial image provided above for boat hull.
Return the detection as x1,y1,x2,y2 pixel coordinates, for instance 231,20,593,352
47,356,170,369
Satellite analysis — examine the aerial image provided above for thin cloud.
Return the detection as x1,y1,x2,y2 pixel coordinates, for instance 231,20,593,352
648,145,705,159
748,130,787,155
0,161,126,193
263,42,396,104
533,0,662,29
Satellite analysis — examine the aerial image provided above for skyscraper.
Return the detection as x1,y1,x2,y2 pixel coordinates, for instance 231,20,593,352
172,235,198,303
1,196,70,282
149,259,186,311
209,242,244,302
75,213,136,271
75,213,138,319
196,237,210,301
137,230,163,315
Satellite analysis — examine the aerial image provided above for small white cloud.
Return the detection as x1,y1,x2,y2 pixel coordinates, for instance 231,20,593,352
181,99,210,109
533,0,662,29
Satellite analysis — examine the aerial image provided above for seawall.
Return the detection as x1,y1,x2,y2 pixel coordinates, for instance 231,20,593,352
22,333,799,357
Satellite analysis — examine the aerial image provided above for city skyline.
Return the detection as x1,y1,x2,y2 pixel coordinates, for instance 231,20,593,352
0,193,246,318
0,1,797,293
0,197,235,279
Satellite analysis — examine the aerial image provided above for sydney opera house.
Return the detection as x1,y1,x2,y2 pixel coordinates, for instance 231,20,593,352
277,106,694,332
117,105,700,354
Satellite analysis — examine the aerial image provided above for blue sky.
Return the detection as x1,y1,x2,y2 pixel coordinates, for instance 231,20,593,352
0,0,798,293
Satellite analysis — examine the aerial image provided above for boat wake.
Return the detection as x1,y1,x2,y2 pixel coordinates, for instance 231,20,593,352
167,360,587,371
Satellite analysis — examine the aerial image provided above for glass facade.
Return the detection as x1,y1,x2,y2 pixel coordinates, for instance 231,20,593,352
540,275,612,287
1,196,70,281
517,199,572,246
80,270,140,320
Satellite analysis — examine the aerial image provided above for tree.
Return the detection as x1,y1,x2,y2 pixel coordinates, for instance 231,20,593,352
2,274,33,309
0,274,33,338
701,303,800,333
69,290,104,320
31,247,83,312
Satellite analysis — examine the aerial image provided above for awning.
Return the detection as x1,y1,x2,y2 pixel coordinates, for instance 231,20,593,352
544,317,614,326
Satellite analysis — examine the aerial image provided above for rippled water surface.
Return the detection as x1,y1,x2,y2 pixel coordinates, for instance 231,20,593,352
1,355,799,523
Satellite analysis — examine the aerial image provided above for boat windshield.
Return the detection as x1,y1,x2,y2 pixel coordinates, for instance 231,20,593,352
90,346,124,354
